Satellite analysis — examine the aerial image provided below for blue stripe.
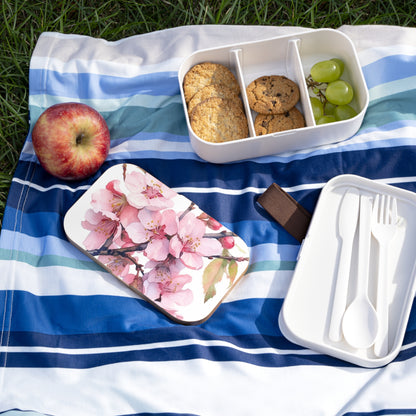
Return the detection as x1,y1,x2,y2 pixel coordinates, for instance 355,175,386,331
0,230,85,259
0,205,301,246
2,291,282,337
362,54,416,89
29,69,180,99
4,289,416,349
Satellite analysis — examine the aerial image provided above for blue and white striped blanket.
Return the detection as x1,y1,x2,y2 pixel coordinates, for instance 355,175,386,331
1,25,416,415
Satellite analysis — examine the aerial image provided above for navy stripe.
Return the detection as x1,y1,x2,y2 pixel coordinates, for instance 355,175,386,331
6,330,299,351
121,413,199,416
120,414,198,416
14,145,416,197
3,344,350,369
9,147,416,216
4,338,416,371
344,409,416,416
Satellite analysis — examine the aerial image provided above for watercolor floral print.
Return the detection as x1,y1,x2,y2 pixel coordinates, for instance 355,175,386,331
71,164,250,322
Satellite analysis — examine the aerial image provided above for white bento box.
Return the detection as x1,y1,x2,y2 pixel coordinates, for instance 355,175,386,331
178,29,369,163
279,175,416,367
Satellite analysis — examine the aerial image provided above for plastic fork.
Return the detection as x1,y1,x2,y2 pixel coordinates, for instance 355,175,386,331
371,194,398,357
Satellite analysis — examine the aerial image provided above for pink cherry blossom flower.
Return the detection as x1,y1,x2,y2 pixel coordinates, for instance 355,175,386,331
169,212,222,269
91,180,140,226
143,259,193,309
123,273,143,292
90,180,127,214
98,254,132,278
125,170,176,211
81,209,121,250
125,208,178,262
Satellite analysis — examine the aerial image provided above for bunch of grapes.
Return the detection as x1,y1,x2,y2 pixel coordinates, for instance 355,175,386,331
306,59,357,125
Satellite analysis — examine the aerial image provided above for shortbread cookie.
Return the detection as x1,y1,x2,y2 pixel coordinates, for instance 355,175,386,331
188,84,243,115
246,75,300,114
254,107,305,135
183,62,240,103
190,97,248,143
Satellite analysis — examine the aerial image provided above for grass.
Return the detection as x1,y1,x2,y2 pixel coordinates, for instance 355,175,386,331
1,0,415,229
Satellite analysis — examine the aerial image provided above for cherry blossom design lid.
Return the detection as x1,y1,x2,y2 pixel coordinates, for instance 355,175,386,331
64,163,250,324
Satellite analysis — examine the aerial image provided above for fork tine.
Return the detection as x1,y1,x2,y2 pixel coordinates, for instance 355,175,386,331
391,197,398,225
384,195,390,224
373,193,380,223
380,194,386,223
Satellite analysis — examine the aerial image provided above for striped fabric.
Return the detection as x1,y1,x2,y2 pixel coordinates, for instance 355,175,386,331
1,25,416,415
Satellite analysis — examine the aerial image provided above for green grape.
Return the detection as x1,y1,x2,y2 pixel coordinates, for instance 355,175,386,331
324,101,337,116
334,104,358,121
310,60,341,83
317,115,336,125
310,97,324,121
326,80,354,105
330,58,345,76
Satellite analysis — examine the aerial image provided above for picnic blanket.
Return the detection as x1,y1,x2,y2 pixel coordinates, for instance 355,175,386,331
1,24,416,415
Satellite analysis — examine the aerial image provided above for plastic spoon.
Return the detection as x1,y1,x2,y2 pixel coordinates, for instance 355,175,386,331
328,187,360,342
342,194,379,349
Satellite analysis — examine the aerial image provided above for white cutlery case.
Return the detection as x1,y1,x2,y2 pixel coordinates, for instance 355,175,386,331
279,174,416,367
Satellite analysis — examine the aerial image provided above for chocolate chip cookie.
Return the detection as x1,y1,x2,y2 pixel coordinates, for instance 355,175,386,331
246,75,300,114
254,107,305,135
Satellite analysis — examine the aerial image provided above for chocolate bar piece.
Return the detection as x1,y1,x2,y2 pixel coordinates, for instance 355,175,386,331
258,183,311,242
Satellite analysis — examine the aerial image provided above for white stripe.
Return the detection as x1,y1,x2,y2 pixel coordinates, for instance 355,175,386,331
358,44,416,66
12,176,91,193
369,75,416,102
30,55,183,78
3,337,416,359
29,93,182,112
259,124,416,163
0,338,314,356
0,354,384,416
12,172,416,197
109,138,193,155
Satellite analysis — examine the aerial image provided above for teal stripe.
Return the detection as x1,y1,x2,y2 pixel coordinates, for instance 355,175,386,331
247,260,297,273
0,249,297,273
0,248,100,270
361,89,416,130
28,101,189,140
103,102,188,139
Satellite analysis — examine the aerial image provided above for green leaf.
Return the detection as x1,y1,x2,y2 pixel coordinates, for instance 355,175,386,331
203,258,227,302
228,260,238,286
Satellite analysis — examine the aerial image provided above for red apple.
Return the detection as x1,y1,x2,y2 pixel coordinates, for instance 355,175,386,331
32,102,110,180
